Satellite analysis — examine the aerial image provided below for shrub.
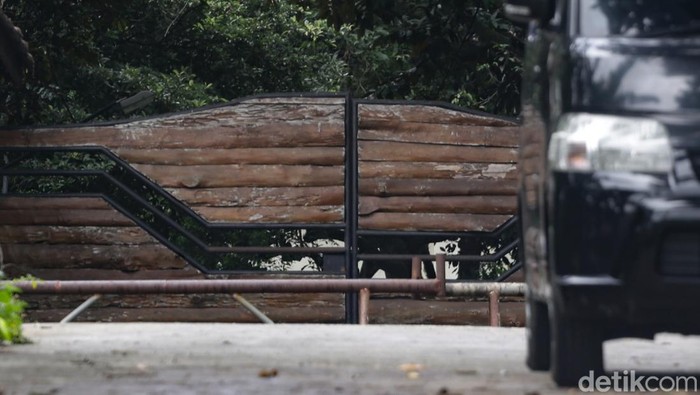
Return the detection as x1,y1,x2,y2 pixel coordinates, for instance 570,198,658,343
0,275,27,344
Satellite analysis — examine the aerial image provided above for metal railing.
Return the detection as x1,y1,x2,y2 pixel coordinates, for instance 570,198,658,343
7,257,525,325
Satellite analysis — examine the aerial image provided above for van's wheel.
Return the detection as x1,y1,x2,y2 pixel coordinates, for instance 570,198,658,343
550,309,604,387
525,297,550,371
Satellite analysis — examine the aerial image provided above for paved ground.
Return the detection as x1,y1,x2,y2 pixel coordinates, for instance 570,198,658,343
1,324,699,395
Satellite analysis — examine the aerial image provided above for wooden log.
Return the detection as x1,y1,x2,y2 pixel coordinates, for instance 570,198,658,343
359,178,518,197
23,301,529,325
2,266,342,282
359,162,518,180
367,298,525,326
21,292,343,310
3,122,345,149
0,197,110,210
1,244,188,270
358,213,512,232
359,104,517,127
359,196,517,215
22,298,528,325
144,102,344,124
133,164,345,188
193,206,344,223
168,186,345,207
122,292,343,310
359,141,517,163
0,209,134,226
0,265,204,280
358,124,519,147
244,97,346,105
23,306,345,323
0,226,158,245
116,147,345,166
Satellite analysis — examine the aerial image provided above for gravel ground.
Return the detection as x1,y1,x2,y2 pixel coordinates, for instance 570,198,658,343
0,323,698,395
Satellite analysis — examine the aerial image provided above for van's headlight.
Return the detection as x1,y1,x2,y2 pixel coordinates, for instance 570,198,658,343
548,113,673,173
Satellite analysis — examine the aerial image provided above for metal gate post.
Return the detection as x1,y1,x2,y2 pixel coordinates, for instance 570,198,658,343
344,93,359,324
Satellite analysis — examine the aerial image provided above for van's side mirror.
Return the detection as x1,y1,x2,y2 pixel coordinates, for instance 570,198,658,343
503,0,555,25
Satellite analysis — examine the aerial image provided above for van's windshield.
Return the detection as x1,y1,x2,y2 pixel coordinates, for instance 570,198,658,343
579,0,700,38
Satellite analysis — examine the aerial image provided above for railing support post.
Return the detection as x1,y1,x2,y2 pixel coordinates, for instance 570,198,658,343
233,293,274,324
488,288,501,327
435,254,446,297
60,294,101,324
359,288,370,325
411,256,422,299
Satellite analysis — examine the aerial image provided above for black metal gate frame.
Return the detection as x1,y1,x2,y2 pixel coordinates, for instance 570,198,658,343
0,93,520,324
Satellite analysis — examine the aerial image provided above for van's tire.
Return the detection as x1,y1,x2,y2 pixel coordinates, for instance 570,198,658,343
550,310,604,387
525,297,551,371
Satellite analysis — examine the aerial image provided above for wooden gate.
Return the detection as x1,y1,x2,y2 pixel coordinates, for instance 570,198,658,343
0,94,519,323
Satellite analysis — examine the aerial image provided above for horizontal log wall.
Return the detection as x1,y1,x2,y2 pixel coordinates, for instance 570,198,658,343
358,103,518,232
4,96,347,224
0,196,344,323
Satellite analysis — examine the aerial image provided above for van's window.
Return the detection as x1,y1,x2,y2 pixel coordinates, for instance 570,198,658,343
579,0,700,37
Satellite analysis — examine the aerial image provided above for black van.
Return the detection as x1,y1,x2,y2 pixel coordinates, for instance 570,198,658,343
504,0,700,386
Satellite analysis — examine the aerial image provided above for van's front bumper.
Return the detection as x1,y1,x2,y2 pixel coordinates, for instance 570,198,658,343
549,171,700,335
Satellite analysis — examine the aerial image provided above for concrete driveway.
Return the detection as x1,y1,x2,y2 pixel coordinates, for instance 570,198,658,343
1,323,699,394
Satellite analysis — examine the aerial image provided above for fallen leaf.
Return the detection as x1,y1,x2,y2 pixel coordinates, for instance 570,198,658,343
258,368,278,378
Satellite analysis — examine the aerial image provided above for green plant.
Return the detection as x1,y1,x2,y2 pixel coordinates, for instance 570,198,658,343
0,280,27,344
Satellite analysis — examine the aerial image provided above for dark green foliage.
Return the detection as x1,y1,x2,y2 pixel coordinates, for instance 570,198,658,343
298,0,524,113
0,276,27,344
0,0,522,127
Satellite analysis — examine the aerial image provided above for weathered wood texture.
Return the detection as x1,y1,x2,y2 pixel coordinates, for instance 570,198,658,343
0,196,344,323
357,104,518,232
19,285,345,324
6,97,347,224
0,198,189,271
21,296,525,326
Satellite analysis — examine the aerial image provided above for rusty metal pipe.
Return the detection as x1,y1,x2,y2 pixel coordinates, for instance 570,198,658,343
445,282,525,297
410,256,421,280
5,279,441,295
488,289,501,327
435,254,446,297
411,256,421,299
358,288,370,325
